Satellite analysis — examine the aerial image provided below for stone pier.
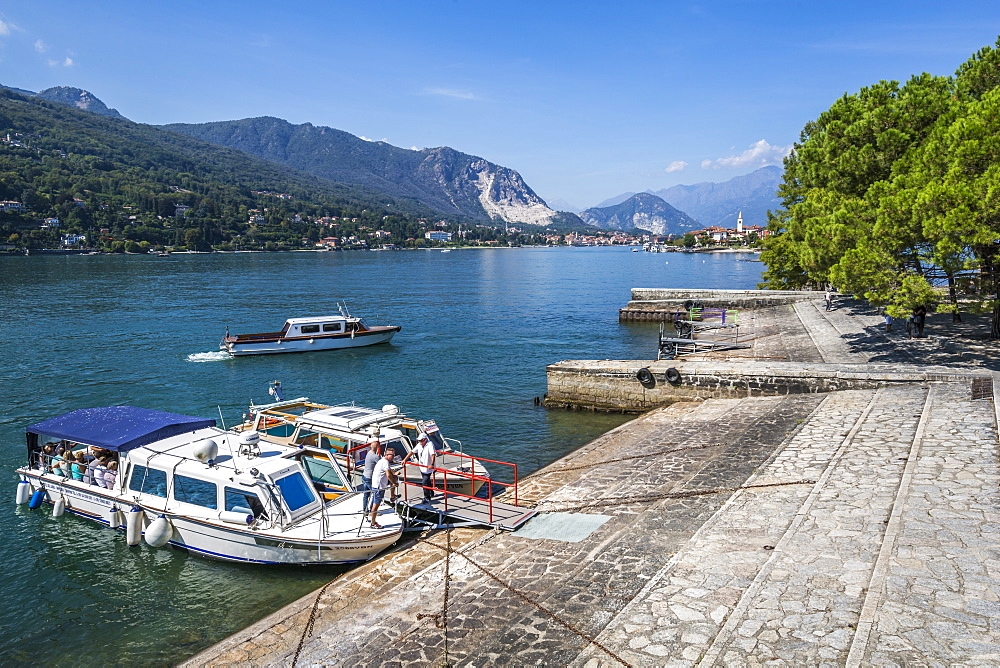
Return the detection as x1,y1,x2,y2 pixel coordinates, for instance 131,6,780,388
184,293,1000,667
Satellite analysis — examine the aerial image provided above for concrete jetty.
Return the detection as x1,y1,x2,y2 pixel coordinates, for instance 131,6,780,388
185,292,1000,666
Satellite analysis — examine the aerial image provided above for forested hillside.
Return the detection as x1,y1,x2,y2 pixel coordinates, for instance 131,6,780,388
760,37,1000,338
0,89,463,251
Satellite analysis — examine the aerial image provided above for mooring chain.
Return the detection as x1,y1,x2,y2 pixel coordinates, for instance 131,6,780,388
549,441,723,474
416,536,633,668
539,479,818,514
291,577,337,666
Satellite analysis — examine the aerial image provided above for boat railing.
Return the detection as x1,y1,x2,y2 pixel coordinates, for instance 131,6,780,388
399,455,520,525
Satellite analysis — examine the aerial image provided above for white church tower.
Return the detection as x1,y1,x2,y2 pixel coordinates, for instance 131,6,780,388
736,211,744,234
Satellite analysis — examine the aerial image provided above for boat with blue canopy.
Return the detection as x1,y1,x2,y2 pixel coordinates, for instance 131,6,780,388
15,406,402,564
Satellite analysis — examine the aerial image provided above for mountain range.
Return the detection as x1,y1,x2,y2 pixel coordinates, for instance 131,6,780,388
2,83,781,233
595,166,782,228
579,193,699,236
161,117,559,226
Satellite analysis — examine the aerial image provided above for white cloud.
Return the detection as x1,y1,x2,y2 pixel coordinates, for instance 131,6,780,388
0,19,17,36
46,56,74,67
664,160,687,173
34,39,46,53
423,87,481,101
63,56,74,67
702,139,791,169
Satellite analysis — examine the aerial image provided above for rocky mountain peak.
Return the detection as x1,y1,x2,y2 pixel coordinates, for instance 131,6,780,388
34,86,126,120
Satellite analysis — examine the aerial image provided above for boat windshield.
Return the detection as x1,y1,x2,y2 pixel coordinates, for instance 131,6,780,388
273,471,317,512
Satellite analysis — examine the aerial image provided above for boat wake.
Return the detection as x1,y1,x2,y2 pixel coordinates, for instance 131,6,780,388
186,351,231,363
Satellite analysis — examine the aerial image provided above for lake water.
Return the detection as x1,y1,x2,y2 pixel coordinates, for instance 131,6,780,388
0,247,762,665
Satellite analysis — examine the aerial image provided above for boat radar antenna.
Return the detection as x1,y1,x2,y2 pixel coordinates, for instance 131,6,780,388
338,301,351,318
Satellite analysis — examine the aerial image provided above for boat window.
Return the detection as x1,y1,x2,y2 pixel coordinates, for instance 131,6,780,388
224,487,267,519
294,429,320,447
320,434,349,453
128,465,167,497
382,439,408,460
301,324,320,334
322,323,342,332
173,475,218,509
301,456,347,490
273,471,317,512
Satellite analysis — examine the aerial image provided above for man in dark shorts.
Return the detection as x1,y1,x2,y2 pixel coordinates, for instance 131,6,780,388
368,449,396,529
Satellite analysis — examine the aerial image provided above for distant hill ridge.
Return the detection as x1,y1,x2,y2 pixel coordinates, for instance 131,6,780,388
595,166,782,228
162,117,558,225
580,192,699,235
0,84,126,119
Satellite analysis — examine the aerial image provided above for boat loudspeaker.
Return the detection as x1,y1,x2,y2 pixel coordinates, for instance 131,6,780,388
192,438,219,464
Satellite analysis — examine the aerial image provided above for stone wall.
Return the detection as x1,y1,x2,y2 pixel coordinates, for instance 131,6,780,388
620,288,820,321
545,359,986,412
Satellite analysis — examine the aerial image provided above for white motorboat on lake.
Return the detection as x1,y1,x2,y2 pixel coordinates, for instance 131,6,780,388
15,406,402,564
243,399,493,498
221,305,400,356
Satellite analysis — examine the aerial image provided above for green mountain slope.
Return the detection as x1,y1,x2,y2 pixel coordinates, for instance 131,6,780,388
162,117,558,224
0,90,449,250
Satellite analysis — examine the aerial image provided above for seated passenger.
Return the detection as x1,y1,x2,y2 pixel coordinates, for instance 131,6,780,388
51,452,67,477
41,444,55,471
92,458,109,488
103,461,119,489
70,452,85,481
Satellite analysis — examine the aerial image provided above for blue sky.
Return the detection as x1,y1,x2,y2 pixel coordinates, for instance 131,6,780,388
1,1,999,210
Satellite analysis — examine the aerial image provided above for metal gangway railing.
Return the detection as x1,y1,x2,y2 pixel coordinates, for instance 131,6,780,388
396,455,535,530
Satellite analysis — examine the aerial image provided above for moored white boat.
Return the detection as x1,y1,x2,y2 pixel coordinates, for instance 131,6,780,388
221,304,400,356
243,399,491,497
15,406,402,565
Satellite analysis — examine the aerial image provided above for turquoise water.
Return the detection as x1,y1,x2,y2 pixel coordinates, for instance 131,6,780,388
0,247,762,665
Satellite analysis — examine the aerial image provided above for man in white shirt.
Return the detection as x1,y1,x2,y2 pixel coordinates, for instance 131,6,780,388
368,450,396,529
402,433,436,503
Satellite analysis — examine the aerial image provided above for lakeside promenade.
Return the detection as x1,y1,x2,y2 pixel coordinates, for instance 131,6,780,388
185,295,1000,666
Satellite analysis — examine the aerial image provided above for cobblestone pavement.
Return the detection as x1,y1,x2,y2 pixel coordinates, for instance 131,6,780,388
729,298,1000,371
576,380,1000,666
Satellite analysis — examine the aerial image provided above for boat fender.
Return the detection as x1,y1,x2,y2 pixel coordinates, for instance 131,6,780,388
107,505,123,530
28,488,47,509
144,515,174,547
665,367,682,385
684,299,694,311
126,506,144,546
192,438,219,464
52,495,66,517
218,510,254,525
16,479,31,505
636,367,655,387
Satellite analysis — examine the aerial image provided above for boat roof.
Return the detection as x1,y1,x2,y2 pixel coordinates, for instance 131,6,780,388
129,426,303,479
26,406,216,453
297,404,402,433
284,315,354,325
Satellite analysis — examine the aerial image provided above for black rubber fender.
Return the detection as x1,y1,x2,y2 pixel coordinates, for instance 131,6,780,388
683,299,694,311
636,367,655,387
665,367,682,385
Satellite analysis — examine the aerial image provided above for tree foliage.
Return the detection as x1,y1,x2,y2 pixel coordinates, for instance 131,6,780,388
761,37,1000,337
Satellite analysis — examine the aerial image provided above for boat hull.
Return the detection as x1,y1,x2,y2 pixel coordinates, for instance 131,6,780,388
224,326,399,356
17,470,400,565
